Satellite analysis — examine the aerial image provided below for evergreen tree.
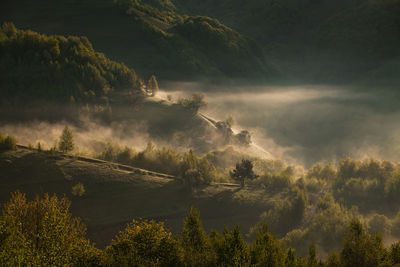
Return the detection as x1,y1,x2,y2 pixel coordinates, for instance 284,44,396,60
58,126,74,153
250,223,285,267
147,75,159,97
181,206,213,266
341,219,386,267
210,226,250,267
307,242,318,267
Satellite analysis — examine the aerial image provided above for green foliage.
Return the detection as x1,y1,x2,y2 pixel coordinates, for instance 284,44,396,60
250,223,285,267
98,143,218,185
174,0,400,83
210,226,250,266
103,219,182,266
262,187,307,236
0,192,100,266
0,23,140,102
325,252,341,267
341,219,386,267
177,92,207,114
256,172,293,192
230,159,258,187
3,191,400,266
71,183,85,197
306,242,318,267
389,241,400,265
307,162,336,181
58,126,75,153
180,206,214,265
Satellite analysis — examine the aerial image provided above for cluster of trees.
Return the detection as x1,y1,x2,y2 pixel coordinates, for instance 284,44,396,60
0,23,140,102
252,157,400,256
0,132,17,151
177,92,207,114
98,142,217,187
306,157,400,212
2,192,400,266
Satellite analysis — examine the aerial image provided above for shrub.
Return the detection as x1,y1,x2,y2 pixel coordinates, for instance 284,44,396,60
257,172,292,191
71,183,85,197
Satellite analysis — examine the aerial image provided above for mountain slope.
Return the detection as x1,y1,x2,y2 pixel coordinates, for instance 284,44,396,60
173,0,400,84
0,148,273,247
0,23,140,102
0,0,275,80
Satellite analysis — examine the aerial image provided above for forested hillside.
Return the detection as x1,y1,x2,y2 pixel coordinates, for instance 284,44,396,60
0,23,140,102
0,0,274,80
173,0,400,83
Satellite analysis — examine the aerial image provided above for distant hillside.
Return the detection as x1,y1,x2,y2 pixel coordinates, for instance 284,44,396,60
173,0,400,84
0,23,140,102
0,0,275,81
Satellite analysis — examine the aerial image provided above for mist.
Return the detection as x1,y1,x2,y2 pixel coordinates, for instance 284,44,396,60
162,83,400,166
0,119,151,156
2,83,400,168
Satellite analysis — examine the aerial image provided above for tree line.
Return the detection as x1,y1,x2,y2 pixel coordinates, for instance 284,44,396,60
1,192,400,266
0,23,140,102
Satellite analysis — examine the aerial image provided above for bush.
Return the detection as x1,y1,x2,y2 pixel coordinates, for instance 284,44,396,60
71,183,85,197
257,172,292,191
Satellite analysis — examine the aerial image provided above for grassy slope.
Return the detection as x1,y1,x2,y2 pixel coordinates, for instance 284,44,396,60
0,148,276,247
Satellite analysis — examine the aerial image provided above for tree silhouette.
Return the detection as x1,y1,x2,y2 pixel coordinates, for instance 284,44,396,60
58,126,74,153
230,159,258,187
147,75,159,96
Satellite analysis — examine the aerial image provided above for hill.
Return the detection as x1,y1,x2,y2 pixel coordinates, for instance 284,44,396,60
0,148,274,247
0,0,275,81
0,23,140,102
173,0,400,84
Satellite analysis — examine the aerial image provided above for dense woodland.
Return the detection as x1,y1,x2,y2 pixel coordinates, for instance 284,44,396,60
2,0,399,83
0,0,274,80
174,0,400,83
0,23,140,102
1,191,400,266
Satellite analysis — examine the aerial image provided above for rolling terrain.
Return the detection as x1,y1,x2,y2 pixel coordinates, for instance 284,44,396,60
0,147,277,248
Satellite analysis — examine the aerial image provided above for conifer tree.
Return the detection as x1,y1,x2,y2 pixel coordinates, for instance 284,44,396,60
58,126,74,153
181,206,213,266
147,75,159,97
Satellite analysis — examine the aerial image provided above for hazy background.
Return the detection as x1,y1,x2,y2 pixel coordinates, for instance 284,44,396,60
162,83,400,166
1,84,400,167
